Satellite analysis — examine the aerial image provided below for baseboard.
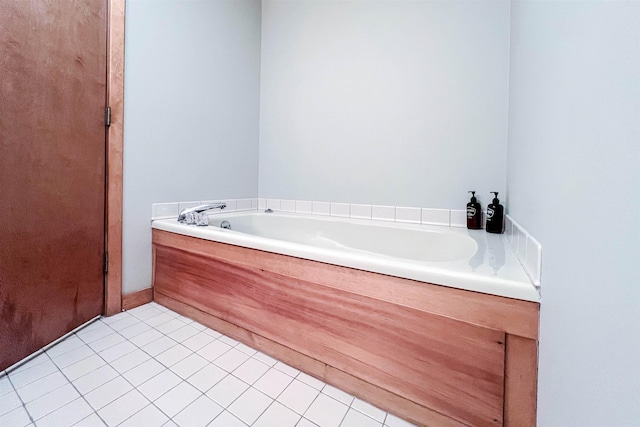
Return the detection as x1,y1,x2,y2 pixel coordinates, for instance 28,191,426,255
122,287,153,310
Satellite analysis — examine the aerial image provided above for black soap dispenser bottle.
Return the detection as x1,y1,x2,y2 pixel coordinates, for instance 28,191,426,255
466,191,482,229
486,192,504,234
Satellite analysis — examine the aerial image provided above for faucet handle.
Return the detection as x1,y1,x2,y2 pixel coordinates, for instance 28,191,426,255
195,213,209,227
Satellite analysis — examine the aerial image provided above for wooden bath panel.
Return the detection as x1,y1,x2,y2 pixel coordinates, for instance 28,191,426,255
152,230,539,426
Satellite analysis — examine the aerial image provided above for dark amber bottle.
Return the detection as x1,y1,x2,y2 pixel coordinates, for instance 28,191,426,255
486,192,504,234
466,191,482,229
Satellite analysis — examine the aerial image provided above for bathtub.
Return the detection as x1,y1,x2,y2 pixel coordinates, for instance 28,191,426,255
152,210,539,302
151,210,540,425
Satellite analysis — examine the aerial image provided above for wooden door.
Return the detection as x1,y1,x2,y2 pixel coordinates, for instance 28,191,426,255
0,0,108,370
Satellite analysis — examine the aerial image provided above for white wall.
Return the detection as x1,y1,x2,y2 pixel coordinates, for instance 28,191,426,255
123,0,261,294
507,1,640,424
259,0,510,208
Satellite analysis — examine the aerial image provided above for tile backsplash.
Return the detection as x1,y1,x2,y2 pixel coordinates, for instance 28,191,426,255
151,198,542,288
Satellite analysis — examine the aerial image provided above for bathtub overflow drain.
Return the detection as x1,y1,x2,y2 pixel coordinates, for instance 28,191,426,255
220,221,231,229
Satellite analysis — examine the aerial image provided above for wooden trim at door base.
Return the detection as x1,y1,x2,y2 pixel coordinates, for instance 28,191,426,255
104,0,125,316
122,288,153,311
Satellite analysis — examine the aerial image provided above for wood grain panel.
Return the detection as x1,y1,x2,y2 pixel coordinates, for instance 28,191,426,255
122,287,153,311
154,244,506,426
155,292,466,427
153,230,539,339
504,334,538,426
104,0,125,316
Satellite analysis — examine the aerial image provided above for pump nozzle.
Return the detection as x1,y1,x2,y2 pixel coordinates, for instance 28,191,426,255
491,192,499,202
468,191,477,202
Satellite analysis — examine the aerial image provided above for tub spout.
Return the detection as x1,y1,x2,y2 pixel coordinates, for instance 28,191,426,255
178,203,226,224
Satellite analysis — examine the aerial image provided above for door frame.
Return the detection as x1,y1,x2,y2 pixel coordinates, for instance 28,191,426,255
105,0,125,316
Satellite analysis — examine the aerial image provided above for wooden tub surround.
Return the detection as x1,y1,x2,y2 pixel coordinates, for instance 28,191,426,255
152,229,539,426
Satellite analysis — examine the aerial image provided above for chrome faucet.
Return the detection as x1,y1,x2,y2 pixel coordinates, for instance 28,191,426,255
178,203,226,225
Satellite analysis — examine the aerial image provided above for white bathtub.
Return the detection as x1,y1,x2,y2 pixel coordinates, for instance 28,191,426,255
152,210,540,302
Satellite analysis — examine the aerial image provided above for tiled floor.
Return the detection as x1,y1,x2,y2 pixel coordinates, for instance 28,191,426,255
0,302,416,427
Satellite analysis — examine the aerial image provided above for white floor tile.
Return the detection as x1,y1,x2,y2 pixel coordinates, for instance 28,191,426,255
72,365,119,395
155,344,192,368
137,370,182,402
122,358,165,387
97,340,137,363
141,335,177,357
87,333,126,354
128,306,163,321
0,390,23,416
253,401,301,427
383,413,417,427
153,381,201,418
196,340,232,362
0,375,13,397
36,397,94,427
167,324,200,343
218,335,239,347
186,363,227,393
170,353,208,379
97,389,149,427
322,385,354,406
106,314,140,332
73,413,106,426
100,311,133,325
297,417,319,427
254,367,294,399
351,398,386,422
202,328,222,339
277,379,321,415
213,348,250,373
274,361,300,377
228,387,273,425
77,323,114,344
118,322,152,340
253,351,278,367
119,403,169,427
9,359,58,389
297,372,325,390
61,354,106,381
145,312,179,329
208,410,248,427
304,394,349,427
205,374,249,407
128,329,164,348
232,357,269,385
190,321,207,332
341,408,383,427
85,376,133,410
50,344,95,369
181,332,215,352
153,318,187,335
45,335,85,359
16,371,69,403
25,383,80,420
10,352,49,374
109,349,151,374
173,395,223,427
234,342,258,357
0,405,31,427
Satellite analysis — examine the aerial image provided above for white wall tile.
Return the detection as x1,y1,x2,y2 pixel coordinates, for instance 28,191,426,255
152,203,179,219
258,198,266,210
266,199,281,211
280,199,296,212
371,205,395,222
526,235,542,286
295,200,313,214
236,198,253,211
449,210,467,227
330,203,350,218
251,198,259,210
421,208,450,226
178,201,202,213
312,201,331,216
350,204,371,219
516,224,527,260
395,207,421,224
